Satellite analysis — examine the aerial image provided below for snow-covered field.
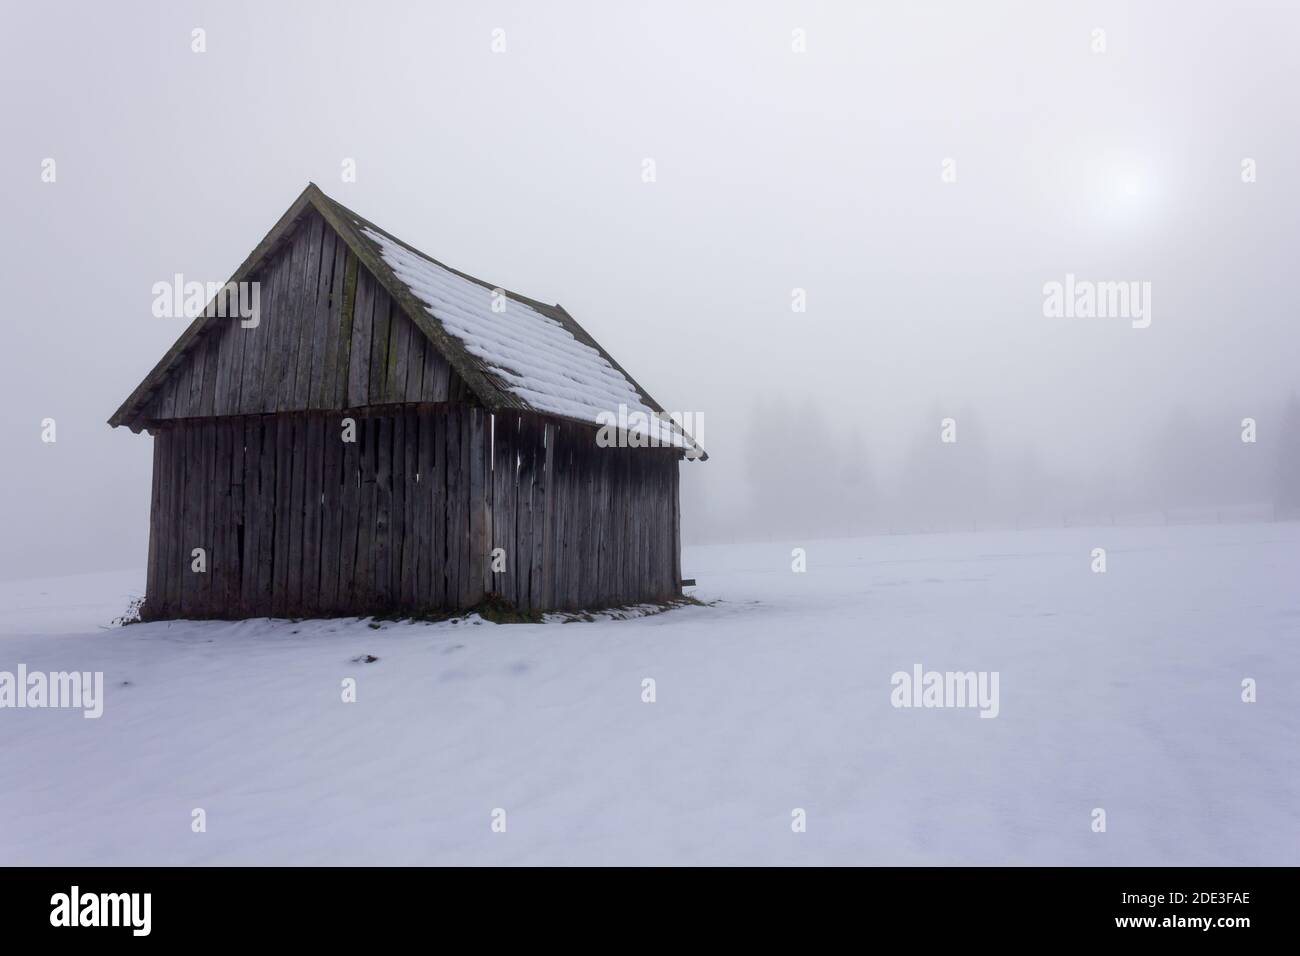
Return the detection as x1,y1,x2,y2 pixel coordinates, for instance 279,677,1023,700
1,523,1296,866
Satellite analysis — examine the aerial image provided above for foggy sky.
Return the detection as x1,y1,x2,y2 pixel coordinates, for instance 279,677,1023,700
3,0,1299,580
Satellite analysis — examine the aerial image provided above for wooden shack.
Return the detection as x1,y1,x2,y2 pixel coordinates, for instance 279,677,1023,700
110,184,703,620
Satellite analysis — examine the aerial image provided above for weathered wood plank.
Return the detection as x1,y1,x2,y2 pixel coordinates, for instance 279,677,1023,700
286,415,308,614
421,341,451,403
227,311,250,416
167,352,189,420
369,290,393,405
319,233,348,409
301,413,324,613
571,431,586,607
250,258,277,415
467,407,489,604
552,426,568,609
405,334,425,404
415,408,434,608
624,447,636,604
491,413,515,605
587,442,603,606
348,266,374,407
164,426,181,617
389,410,407,605
157,428,173,617
205,420,220,614
462,407,481,607
319,414,343,613
354,415,376,611
671,456,681,593
373,414,393,609
390,307,411,405
212,313,237,416
338,414,362,611
240,418,261,614
431,407,447,608
576,439,593,609
335,252,359,408
232,274,258,415
271,414,294,616
235,274,261,416
149,430,170,618
225,419,244,611
307,225,337,408
540,423,556,609
256,417,277,613
145,434,162,613
159,365,178,420
276,225,310,412
291,214,325,410
178,425,197,615
210,420,230,615
263,233,293,414
530,421,549,610
173,426,188,615
516,417,536,610
198,334,219,417
262,251,293,413
552,426,570,609
605,446,620,606
186,349,204,418
444,407,462,607
399,407,418,607
195,422,213,614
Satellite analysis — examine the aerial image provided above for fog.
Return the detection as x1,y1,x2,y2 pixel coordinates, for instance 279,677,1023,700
3,0,1298,580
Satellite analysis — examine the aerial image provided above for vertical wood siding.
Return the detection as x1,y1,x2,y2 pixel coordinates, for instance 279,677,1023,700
142,409,681,620
481,413,680,612
139,210,454,425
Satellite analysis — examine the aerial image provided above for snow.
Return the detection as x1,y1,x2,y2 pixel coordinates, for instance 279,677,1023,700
361,226,693,451
1,522,1297,865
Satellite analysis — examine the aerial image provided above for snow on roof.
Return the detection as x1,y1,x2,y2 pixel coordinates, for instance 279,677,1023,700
109,183,703,455
362,226,694,451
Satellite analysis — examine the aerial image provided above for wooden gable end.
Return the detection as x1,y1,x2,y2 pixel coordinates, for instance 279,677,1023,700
133,209,463,429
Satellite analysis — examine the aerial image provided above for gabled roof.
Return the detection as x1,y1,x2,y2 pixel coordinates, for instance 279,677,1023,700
110,184,704,458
